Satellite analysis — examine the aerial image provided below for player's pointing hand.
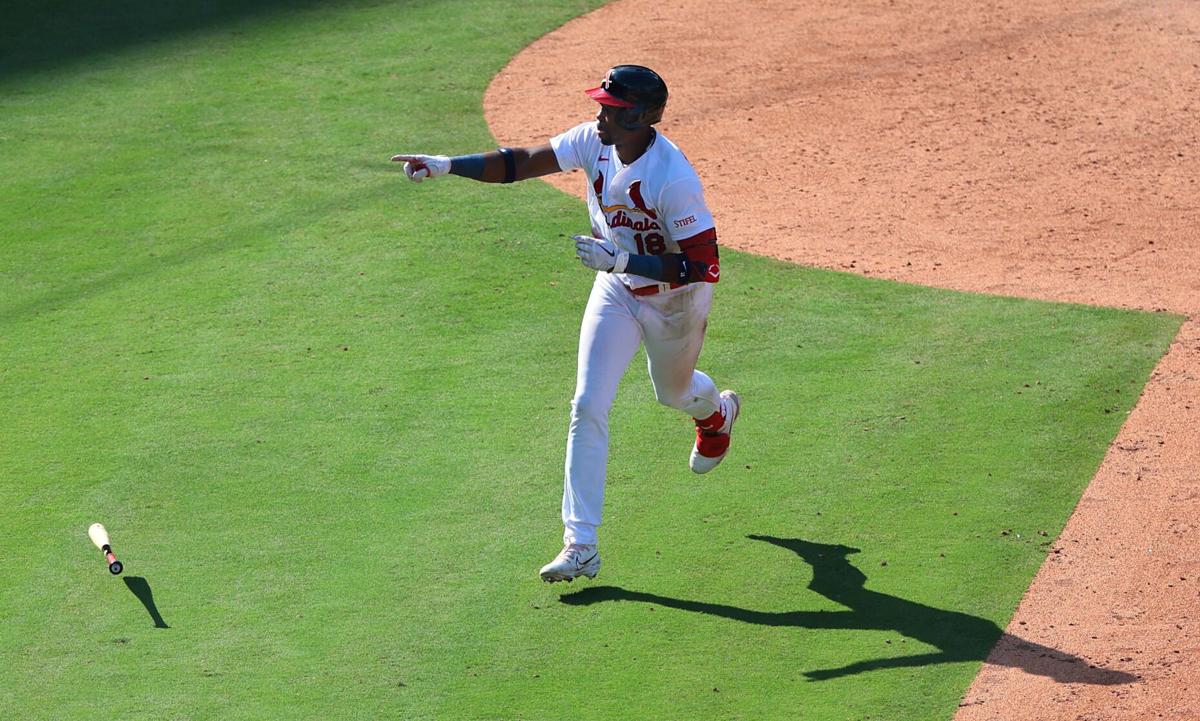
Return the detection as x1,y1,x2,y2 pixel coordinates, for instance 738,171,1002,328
391,153,451,182
573,234,629,273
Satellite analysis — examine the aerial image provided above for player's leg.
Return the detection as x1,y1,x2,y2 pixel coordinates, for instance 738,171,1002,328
640,283,740,473
641,283,719,417
542,273,642,582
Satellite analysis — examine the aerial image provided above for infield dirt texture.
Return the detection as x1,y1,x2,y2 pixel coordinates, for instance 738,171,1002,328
2,1,1195,720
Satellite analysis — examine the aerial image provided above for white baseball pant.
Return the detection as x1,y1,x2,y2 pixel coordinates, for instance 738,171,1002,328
562,271,721,545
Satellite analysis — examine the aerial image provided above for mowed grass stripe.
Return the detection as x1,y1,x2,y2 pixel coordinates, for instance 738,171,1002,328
0,1,1182,720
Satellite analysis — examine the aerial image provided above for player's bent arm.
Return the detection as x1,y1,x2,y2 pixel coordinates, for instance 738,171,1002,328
624,254,700,284
625,227,721,284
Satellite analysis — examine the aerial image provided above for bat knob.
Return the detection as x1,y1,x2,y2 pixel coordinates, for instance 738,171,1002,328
109,561,123,575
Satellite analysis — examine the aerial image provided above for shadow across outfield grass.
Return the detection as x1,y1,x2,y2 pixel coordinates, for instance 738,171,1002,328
561,535,1136,685
0,0,418,85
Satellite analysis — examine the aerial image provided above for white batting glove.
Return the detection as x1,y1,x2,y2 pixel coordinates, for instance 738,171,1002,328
391,153,451,182
573,234,629,273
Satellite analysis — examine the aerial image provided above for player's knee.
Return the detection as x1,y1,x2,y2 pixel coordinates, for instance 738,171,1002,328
571,390,613,422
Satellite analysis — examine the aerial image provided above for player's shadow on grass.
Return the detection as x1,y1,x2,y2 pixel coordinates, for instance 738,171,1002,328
123,576,169,629
560,535,1137,685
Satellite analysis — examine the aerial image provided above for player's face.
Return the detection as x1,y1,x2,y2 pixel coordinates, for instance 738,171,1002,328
595,104,624,145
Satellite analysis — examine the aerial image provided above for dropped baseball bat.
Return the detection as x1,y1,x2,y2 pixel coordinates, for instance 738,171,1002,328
88,523,124,575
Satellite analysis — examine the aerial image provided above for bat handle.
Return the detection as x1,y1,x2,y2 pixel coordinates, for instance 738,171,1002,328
103,545,123,575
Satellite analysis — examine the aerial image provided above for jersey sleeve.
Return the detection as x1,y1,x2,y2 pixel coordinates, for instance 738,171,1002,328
660,175,720,283
660,175,715,238
549,121,599,174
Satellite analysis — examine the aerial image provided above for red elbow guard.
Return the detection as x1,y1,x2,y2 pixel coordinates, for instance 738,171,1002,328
678,228,720,283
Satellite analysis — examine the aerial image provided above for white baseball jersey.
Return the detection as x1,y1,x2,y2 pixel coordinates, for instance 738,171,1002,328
551,122,719,290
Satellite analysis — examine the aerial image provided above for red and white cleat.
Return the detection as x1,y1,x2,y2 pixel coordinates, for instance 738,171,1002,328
690,390,741,474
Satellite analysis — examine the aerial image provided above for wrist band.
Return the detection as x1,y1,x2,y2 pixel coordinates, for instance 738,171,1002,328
449,154,485,179
498,147,516,184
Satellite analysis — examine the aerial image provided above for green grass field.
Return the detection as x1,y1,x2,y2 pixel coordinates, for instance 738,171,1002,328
0,1,1183,719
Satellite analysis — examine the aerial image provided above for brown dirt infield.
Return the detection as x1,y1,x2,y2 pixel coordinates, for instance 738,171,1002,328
484,1,1199,718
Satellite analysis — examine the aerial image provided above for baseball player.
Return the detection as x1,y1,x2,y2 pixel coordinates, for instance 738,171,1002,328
393,64,740,583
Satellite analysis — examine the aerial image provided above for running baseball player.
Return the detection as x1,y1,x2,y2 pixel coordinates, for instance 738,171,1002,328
393,64,740,583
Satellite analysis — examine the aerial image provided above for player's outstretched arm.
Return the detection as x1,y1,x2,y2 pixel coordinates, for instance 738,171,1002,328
391,144,560,184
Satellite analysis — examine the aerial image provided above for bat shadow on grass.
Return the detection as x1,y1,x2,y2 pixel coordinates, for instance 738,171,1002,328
560,535,1137,685
123,576,169,629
